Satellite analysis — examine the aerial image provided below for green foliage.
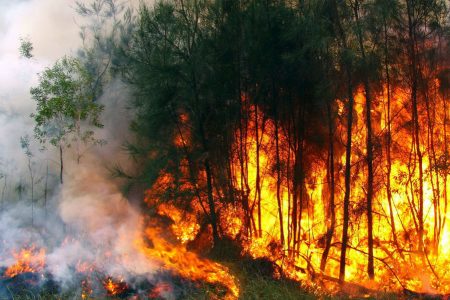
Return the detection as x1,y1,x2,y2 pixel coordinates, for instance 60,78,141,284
19,37,33,59
30,56,104,150
20,135,33,158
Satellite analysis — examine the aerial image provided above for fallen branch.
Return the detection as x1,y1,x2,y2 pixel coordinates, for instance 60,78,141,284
403,288,450,300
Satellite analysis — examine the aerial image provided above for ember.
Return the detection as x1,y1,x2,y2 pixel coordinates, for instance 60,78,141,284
149,282,172,299
3,247,45,278
102,276,129,296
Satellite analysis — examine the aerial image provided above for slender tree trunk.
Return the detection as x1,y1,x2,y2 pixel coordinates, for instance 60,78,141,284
27,157,34,228
292,145,300,252
199,122,220,246
205,157,220,245
44,162,48,219
1,175,6,212
173,114,211,223
320,100,336,272
425,88,440,248
339,68,354,283
274,116,285,246
364,82,375,280
59,144,64,185
255,104,262,237
442,88,448,234
352,0,374,279
406,0,425,255
291,106,304,252
383,18,399,250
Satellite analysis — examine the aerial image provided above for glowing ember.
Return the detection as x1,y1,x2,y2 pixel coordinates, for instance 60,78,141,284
81,279,92,299
149,282,172,299
3,246,46,278
102,276,128,296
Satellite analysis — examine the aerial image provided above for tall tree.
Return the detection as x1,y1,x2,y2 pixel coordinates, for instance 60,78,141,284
31,57,104,184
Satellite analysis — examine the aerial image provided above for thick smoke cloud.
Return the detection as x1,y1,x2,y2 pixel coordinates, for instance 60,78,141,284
0,0,81,188
0,0,156,292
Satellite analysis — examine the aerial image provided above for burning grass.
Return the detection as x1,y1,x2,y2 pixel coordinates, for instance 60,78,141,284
4,246,45,278
0,238,400,300
0,221,240,299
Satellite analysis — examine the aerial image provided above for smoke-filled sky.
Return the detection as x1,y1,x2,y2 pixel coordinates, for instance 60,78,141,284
0,0,82,177
0,0,140,185
0,0,154,288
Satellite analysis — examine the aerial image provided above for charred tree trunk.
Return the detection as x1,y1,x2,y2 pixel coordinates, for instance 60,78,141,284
383,17,399,250
274,114,285,246
255,104,263,237
291,105,305,252
205,157,220,245
200,123,220,246
331,0,355,284
353,0,374,279
320,100,336,272
425,88,440,249
442,87,448,234
292,145,301,252
406,0,425,255
238,99,252,238
340,68,354,283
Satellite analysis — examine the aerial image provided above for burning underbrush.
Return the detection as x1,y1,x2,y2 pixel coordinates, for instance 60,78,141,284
0,167,240,299
0,225,239,299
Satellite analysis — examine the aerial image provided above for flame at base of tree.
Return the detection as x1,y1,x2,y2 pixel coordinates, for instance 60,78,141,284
0,227,240,299
145,81,450,296
137,223,240,299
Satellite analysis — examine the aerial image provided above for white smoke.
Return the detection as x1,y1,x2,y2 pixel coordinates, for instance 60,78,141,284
0,0,159,293
0,0,81,199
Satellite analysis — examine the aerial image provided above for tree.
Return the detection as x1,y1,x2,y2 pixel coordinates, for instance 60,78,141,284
19,37,33,59
20,135,36,227
30,56,104,184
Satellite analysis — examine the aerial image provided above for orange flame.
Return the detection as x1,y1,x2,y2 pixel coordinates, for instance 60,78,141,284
157,203,200,243
136,225,239,299
4,246,45,278
144,80,450,296
102,276,128,296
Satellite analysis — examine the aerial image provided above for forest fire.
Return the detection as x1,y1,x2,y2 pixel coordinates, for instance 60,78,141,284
0,228,240,299
5,0,450,298
3,246,45,278
142,78,450,296
213,83,450,295
138,221,240,299
102,276,128,296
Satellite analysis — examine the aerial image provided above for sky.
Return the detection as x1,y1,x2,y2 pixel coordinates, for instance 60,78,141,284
0,0,155,286
0,0,82,178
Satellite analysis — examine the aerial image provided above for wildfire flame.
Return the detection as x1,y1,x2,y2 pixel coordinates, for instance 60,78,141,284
102,276,128,296
144,81,450,296
137,225,240,299
223,86,450,294
3,246,45,278
157,203,200,244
